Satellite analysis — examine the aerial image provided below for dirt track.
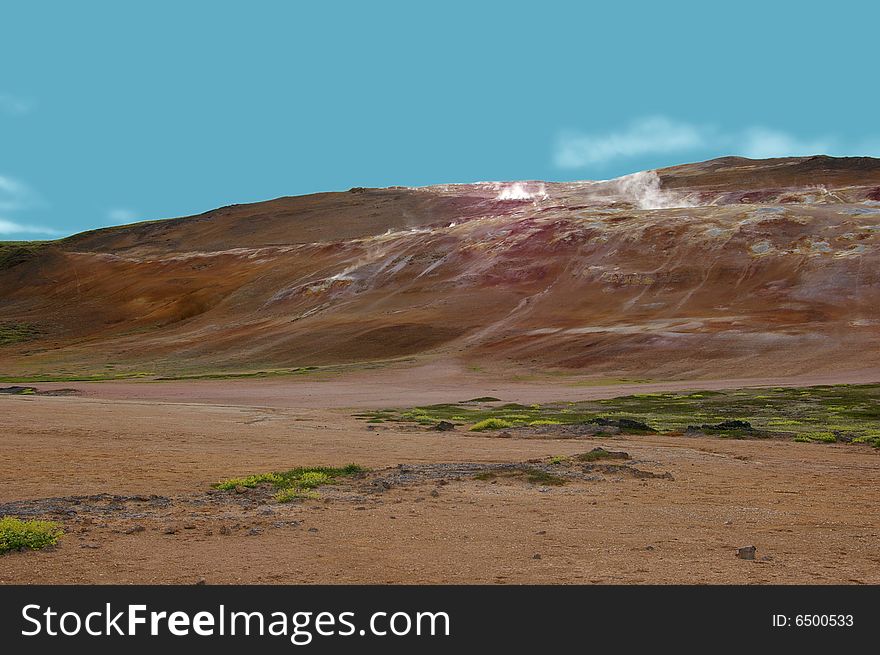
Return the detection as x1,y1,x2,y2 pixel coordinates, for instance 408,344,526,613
1,368,878,584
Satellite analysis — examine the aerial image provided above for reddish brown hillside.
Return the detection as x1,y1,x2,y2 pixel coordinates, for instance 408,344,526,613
2,156,879,380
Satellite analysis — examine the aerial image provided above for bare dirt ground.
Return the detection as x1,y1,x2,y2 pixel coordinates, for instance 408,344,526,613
1,366,879,584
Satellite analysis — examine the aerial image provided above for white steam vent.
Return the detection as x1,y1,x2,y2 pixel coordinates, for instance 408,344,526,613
596,171,694,210
495,182,549,202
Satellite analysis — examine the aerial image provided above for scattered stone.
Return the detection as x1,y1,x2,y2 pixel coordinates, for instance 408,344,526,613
183,523,196,530
124,525,145,534
234,485,248,494
195,577,207,585
736,545,757,560
162,526,178,535
246,528,262,536
536,530,546,535
434,421,455,432
307,527,318,533
429,489,440,497
532,553,542,560
724,520,733,526
80,542,100,549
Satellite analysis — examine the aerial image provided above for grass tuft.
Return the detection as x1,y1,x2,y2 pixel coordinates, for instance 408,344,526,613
469,418,514,432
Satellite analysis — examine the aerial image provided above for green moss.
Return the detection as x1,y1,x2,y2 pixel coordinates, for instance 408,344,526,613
274,488,318,503
469,418,514,431
215,464,365,500
0,517,63,554
369,383,880,447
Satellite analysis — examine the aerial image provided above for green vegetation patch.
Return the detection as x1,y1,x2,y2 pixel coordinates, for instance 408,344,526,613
473,466,567,486
0,517,63,554
214,464,365,502
0,323,40,347
360,384,880,446
576,448,630,462
0,241,51,271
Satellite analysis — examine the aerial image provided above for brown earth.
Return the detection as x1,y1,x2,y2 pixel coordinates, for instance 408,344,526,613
1,368,878,584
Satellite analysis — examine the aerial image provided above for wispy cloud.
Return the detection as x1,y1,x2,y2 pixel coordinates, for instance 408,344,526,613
0,218,61,236
0,93,32,116
554,116,853,169
107,208,138,224
0,174,58,237
0,175,40,212
555,117,708,168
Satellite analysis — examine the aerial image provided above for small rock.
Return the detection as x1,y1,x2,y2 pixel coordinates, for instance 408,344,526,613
124,525,145,534
437,479,448,486
536,530,546,535
183,523,196,530
162,527,178,535
246,528,262,536
434,421,455,432
430,489,439,498
219,525,231,536
736,545,757,560
307,527,318,533
234,485,248,494
195,577,207,585
80,542,100,549
532,553,542,560
724,520,733,526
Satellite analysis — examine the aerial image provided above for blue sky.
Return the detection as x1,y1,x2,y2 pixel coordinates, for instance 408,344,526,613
2,0,879,240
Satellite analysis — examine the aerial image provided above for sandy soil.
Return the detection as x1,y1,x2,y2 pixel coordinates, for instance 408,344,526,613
1,370,879,584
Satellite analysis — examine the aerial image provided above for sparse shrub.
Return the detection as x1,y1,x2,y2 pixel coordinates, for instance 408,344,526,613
469,418,514,431
529,419,561,426
0,517,63,554
548,455,567,465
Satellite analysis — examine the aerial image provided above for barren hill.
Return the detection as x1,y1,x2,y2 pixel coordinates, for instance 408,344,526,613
2,155,880,380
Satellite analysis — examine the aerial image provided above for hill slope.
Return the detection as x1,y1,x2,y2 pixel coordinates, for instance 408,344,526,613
2,155,880,380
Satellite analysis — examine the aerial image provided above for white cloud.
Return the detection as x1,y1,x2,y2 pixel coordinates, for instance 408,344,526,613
0,175,41,212
0,218,61,236
0,174,58,237
0,94,32,115
555,117,709,168
740,128,832,159
555,116,866,169
107,208,138,224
